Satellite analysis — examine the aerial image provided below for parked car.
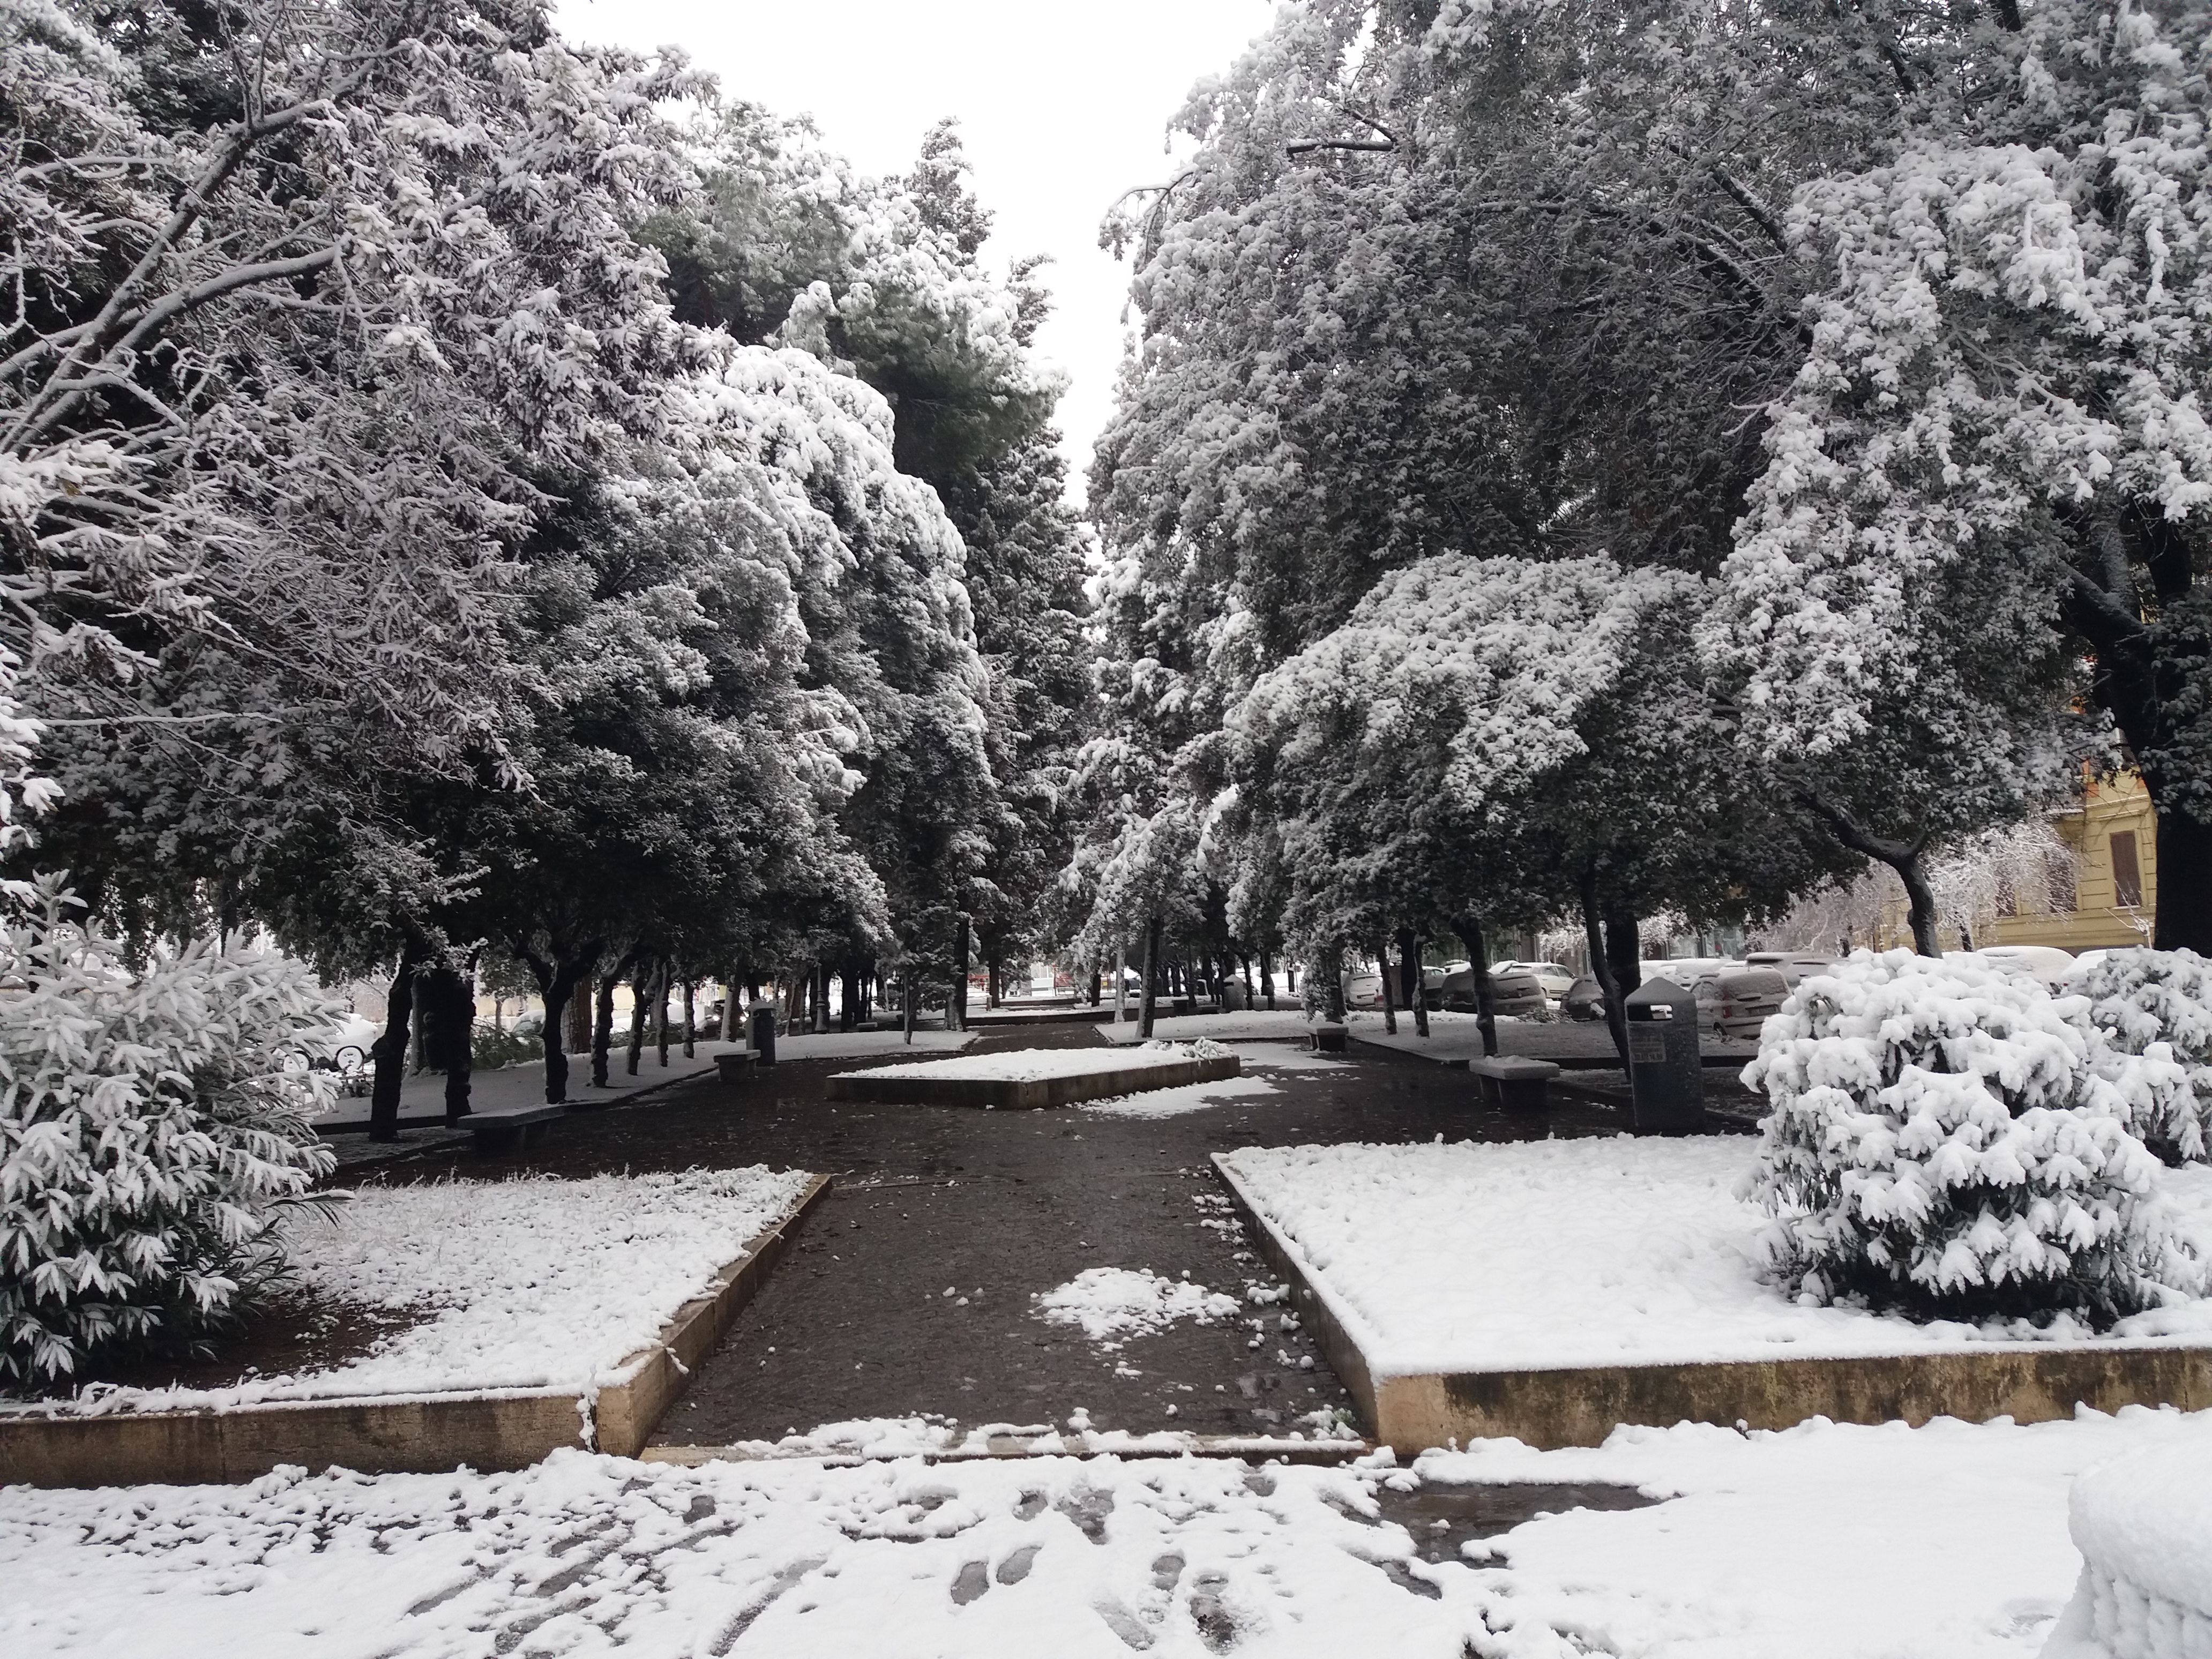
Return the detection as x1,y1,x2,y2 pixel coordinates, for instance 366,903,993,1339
1343,966,1386,1010
1493,960,1574,1002
1949,945,2079,990
1562,972,1606,1021
1438,964,1550,1018
1743,952,1837,987
1712,965,1814,1040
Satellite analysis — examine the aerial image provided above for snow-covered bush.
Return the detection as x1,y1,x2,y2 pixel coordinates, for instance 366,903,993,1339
2067,950,2212,1165
1,880,339,1387
1741,952,2200,1328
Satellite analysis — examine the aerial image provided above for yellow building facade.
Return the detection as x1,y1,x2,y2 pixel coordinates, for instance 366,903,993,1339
1984,773,2159,952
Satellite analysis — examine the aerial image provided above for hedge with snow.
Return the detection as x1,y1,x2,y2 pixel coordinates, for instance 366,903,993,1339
1742,950,2207,1327
0,880,337,1386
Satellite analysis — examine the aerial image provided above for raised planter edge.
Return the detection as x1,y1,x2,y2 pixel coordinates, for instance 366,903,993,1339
1,1174,832,1487
1210,1153,2212,1452
825,1053,1239,1109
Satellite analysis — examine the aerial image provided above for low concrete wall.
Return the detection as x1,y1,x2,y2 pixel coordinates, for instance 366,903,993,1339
1,1175,830,1487
827,1053,1239,1109
1212,1155,2212,1452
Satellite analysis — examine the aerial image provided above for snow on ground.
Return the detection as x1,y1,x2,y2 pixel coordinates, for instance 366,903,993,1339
1221,1139,2212,1377
1096,1010,1322,1043
8,1169,814,1415
1034,1268,1241,1348
1077,1045,1349,1119
848,1040,1228,1082
5,1406,2207,1657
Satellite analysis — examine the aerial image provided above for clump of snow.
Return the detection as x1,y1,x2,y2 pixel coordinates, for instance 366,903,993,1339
845,1044,1227,1082
2042,1440,2212,1657
1033,1267,1239,1348
1144,1036,1232,1059
2067,948,2212,1163
1219,1139,2212,1378
1743,951,2204,1327
10,1168,813,1413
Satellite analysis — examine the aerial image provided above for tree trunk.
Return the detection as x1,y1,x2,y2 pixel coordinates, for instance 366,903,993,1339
368,937,430,1142
1604,909,1642,1006
1377,940,1399,1035
626,959,648,1075
951,918,970,1032
682,976,697,1058
903,969,917,1044
1139,915,1162,1038
840,962,857,1031
655,959,672,1066
1116,948,1128,1022
1402,932,1429,1038
518,940,600,1107
1580,870,1632,1070
1458,915,1499,1058
593,953,632,1088
720,982,737,1042
1802,793,1942,955
429,963,474,1125
1260,949,1276,1010
2154,805,2212,950
1089,968,1101,1006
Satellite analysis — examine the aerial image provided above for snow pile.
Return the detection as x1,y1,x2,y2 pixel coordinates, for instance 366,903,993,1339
0,879,340,1387
847,1044,1223,1082
12,1168,812,1413
1220,1139,2212,1376
2068,949,2212,1164
1744,951,2204,1327
1033,1267,1239,1348
1078,1045,1348,1119
2042,1441,2212,1658
1147,1036,1232,1059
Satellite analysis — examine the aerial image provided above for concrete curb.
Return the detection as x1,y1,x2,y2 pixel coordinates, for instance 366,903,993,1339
1210,1154,2212,1452
826,1054,1240,1109
1,1175,831,1487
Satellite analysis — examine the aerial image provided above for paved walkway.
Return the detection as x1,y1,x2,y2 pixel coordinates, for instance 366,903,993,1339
379,1023,1661,1447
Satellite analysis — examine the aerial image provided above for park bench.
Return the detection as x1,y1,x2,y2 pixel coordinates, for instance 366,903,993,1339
1310,1023,1348,1053
1466,1053,1560,1112
715,1050,757,1083
467,1104,562,1154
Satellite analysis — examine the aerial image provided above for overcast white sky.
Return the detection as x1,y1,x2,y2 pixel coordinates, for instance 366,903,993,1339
553,0,1274,505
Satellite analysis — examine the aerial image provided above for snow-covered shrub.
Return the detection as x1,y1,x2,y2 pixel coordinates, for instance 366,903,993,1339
1741,951,2200,1328
1,879,339,1387
2066,950,2212,1164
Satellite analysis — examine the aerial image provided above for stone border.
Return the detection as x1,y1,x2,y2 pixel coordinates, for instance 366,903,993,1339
826,1053,1239,1110
0,1175,830,1487
1210,1155,2212,1452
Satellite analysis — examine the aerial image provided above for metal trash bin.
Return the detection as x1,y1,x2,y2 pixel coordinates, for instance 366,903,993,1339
1625,977,1704,1133
748,1002,778,1066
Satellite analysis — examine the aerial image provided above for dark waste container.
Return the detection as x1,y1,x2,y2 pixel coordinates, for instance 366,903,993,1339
748,1001,778,1066
1624,977,1704,1133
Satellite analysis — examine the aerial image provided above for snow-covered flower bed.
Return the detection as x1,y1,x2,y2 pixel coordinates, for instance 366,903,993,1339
1745,951,2206,1326
5,1406,2209,1657
6,1168,813,1415
1219,1139,2212,1378
1033,1267,1240,1348
848,1040,1229,1083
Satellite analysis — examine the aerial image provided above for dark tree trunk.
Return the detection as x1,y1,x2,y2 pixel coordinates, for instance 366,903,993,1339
1402,932,1430,1038
1458,915,1499,1058
1261,948,1277,1011
903,969,917,1044
368,937,430,1142
592,952,633,1088
425,963,475,1126
1376,939,1399,1035
1802,793,1942,955
2156,806,2212,950
1581,869,1632,1071
1322,945,1344,1020
519,938,601,1105
682,976,697,1058
1089,968,1101,1006
656,959,672,1065
952,917,970,1032
626,959,649,1075
1139,914,1162,1038
1604,909,1642,1006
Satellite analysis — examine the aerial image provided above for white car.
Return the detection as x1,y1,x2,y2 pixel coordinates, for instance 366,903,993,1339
1493,960,1574,1001
1949,946,2080,990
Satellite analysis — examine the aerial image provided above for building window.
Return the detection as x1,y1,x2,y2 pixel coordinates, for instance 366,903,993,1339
2112,831,2144,908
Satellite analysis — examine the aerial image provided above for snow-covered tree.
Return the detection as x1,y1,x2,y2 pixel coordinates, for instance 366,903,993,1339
1718,0,2212,950
1742,951,2201,1327
0,877,338,1385
2069,948,2212,1163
